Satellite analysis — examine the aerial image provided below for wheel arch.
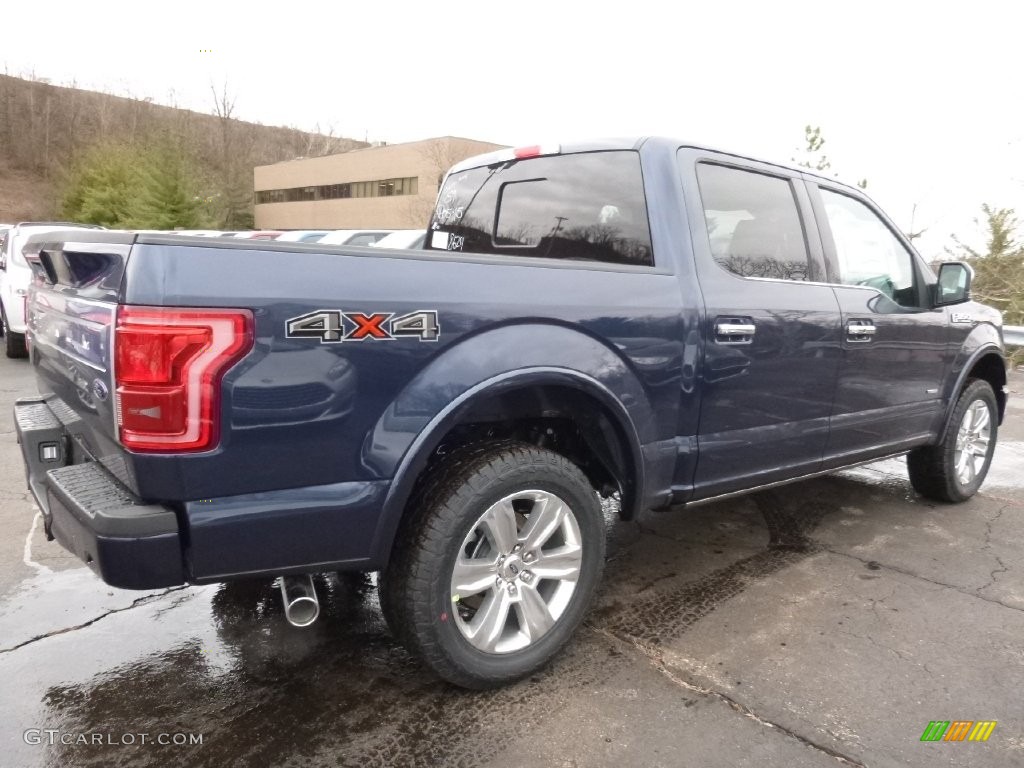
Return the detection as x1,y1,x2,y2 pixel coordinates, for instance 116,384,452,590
938,345,1007,441
368,368,647,567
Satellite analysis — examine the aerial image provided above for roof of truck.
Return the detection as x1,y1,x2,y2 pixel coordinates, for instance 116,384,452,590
446,136,864,194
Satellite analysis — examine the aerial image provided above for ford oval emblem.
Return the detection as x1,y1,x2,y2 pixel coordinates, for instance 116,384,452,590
92,379,109,402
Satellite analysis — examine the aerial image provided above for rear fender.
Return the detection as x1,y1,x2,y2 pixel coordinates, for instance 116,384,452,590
362,323,654,564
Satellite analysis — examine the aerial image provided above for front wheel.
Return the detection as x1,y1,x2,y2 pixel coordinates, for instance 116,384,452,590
907,379,998,502
380,442,605,689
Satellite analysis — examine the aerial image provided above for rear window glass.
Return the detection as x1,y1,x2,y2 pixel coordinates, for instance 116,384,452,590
427,151,654,266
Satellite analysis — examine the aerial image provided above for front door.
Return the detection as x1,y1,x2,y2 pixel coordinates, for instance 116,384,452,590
681,154,843,500
809,182,949,466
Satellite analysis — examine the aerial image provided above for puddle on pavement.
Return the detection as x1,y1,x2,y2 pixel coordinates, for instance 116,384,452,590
839,440,1024,493
0,567,168,652
984,440,1024,489
4,573,611,768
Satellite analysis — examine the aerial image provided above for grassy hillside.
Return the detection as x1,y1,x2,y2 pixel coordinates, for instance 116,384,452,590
0,75,367,224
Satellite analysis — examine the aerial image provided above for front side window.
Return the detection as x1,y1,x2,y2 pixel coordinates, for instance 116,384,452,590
428,151,654,266
820,189,918,308
696,163,811,281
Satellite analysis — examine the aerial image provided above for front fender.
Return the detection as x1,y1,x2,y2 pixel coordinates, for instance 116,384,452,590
362,323,655,564
936,322,1006,440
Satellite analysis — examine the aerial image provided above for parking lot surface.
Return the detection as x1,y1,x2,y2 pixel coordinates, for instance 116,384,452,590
1,351,1022,767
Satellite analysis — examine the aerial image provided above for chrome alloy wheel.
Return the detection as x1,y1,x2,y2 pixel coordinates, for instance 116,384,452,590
954,399,992,486
449,490,583,654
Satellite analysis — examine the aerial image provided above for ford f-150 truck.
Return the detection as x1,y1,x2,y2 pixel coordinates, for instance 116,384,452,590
13,138,1007,688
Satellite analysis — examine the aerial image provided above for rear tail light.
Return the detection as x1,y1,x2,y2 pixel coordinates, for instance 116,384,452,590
114,306,253,452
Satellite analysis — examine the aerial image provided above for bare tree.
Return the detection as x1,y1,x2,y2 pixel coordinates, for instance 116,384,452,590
403,138,480,227
301,123,356,158
0,73,369,223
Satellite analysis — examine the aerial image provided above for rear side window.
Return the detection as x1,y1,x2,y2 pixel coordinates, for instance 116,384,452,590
696,163,811,281
428,151,654,266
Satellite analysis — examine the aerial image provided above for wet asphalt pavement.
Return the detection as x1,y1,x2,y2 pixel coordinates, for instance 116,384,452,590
1,352,1023,768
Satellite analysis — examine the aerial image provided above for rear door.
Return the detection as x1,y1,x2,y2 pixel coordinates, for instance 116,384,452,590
807,182,949,465
679,150,843,499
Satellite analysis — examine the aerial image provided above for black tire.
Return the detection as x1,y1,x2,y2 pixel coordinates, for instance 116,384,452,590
379,441,605,689
907,379,998,503
2,302,28,359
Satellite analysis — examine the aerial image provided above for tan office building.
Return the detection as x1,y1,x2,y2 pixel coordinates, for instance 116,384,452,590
253,136,506,230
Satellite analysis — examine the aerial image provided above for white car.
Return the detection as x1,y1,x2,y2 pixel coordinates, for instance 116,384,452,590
372,229,427,250
232,231,283,240
0,222,103,358
275,230,330,243
318,229,395,246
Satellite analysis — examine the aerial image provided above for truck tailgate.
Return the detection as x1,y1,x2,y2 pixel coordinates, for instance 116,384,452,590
23,232,134,486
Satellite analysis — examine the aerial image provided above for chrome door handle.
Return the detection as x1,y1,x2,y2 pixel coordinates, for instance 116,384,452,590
715,322,756,336
847,320,876,342
714,321,756,344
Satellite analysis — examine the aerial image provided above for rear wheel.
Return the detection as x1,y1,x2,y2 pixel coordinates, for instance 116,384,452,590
907,379,997,502
380,442,605,689
1,302,27,359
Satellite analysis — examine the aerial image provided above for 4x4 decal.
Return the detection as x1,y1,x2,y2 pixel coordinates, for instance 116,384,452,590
286,310,440,343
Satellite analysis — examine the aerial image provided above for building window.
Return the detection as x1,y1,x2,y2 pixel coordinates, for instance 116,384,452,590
256,176,420,204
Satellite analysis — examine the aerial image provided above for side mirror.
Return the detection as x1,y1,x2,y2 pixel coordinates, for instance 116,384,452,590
934,261,973,307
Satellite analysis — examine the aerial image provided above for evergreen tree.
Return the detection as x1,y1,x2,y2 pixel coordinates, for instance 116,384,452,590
126,140,211,230
947,205,1024,327
61,143,144,227
793,125,868,189
60,136,213,230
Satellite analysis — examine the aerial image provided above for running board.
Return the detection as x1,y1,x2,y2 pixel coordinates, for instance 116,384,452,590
679,450,910,508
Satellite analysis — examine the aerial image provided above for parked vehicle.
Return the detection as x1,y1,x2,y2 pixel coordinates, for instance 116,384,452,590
275,230,330,243
174,230,224,237
318,229,395,246
13,138,1007,689
0,222,104,358
373,229,427,250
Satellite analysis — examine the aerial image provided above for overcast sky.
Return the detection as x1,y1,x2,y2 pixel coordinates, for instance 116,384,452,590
4,0,1022,256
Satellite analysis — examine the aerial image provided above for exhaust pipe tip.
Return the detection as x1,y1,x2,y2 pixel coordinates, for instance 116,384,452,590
278,574,320,627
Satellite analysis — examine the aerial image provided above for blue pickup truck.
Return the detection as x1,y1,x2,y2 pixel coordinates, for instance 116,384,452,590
14,138,1007,688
